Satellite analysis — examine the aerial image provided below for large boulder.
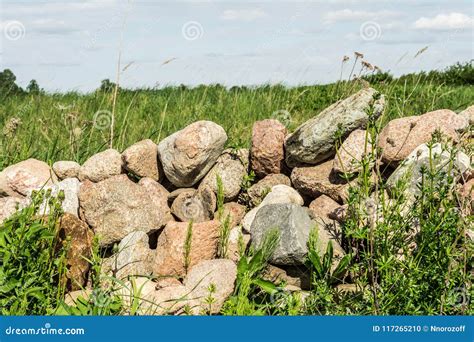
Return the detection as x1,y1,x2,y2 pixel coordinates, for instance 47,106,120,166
291,159,351,203
285,88,384,167
79,175,166,246
153,220,220,277
250,119,287,177
333,129,373,174
59,213,93,291
250,203,312,265
387,143,471,203
0,159,57,197
158,121,227,187
247,173,291,206
78,149,123,182
53,161,81,180
378,109,468,164
198,149,248,201
122,139,161,181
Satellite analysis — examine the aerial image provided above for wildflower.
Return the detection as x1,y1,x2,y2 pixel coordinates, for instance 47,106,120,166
2,117,22,137
354,51,364,59
342,55,350,62
361,60,374,70
73,127,82,138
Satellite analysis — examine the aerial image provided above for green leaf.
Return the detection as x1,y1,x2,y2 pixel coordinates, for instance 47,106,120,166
252,278,278,295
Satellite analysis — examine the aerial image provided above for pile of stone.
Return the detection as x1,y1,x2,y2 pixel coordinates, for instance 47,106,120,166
1,88,472,314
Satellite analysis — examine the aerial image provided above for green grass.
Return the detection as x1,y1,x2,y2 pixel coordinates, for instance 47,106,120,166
1,63,473,170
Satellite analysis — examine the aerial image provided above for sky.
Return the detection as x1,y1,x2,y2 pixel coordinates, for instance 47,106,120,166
0,0,473,92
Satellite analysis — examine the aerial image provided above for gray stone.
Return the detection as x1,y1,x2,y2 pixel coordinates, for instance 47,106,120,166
387,143,471,204
183,259,237,314
285,88,384,167
158,121,227,187
198,149,247,201
242,184,304,233
115,231,154,279
170,188,215,222
250,203,313,265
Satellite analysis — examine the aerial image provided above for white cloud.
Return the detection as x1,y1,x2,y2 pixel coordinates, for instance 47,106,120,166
30,19,82,35
2,0,121,15
414,13,473,30
324,9,399,23
220,9,267,21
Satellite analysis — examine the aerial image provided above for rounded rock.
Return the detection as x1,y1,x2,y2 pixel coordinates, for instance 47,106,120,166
158,121,227,187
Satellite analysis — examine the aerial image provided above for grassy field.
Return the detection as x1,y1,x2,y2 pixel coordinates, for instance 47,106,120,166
1,62,473,170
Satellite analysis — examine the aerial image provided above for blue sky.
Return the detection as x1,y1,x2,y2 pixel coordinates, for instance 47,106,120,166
0,0,473,92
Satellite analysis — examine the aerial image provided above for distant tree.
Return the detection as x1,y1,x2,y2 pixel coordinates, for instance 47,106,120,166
26,79,41,94
99,79,116,92
0,69,24,96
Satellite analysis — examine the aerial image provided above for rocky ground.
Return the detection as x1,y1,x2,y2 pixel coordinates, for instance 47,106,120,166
0,87,472,315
